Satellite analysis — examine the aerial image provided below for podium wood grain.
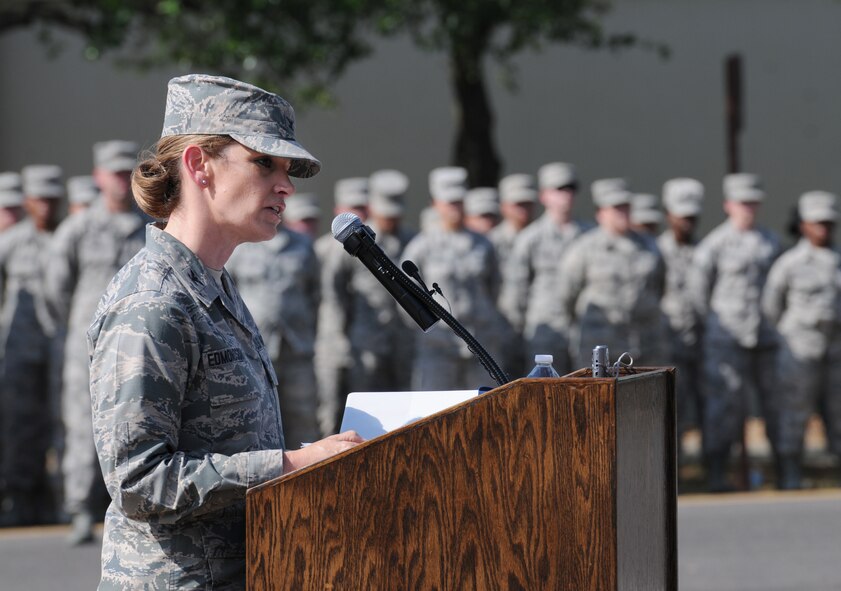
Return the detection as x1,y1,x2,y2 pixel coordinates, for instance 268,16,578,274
247,370,676,590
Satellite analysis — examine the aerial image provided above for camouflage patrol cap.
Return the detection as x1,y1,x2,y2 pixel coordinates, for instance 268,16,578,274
21,164,64,199
334,177,369,208
591,177,631,208
662,178,704,217
283,192,321,222
723,173,764,202
369,169,408,218
798,191,838,223
93,140,139,172
162,74,320,178
630,193,663,225
429,166,468,202
0,172,23,207
465,187,500,216
67,175,100,205
499,173,537,203
538,162,577,190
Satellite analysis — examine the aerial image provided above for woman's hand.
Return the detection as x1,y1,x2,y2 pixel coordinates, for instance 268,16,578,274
282,431,365,474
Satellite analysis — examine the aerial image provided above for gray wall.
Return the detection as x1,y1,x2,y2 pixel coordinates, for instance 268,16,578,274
1,0,840,238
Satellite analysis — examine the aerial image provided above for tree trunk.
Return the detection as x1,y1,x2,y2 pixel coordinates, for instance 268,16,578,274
450,45,501,187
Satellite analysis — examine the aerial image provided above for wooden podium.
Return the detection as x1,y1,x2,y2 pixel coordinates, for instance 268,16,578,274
246,368,677,590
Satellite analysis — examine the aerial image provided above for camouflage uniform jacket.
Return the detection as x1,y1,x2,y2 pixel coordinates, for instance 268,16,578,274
0,219,55,359
689,220,781,348
227,227,320,358
319,223,415,357
657,231,700,351
557,227,665,334
88,225,285,590
46,200,147,341
401,226,506,358
499,214,589,336
762,239,841,360
487,220,519,269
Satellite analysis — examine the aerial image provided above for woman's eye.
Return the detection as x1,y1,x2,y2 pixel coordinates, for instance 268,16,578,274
254,158,273,170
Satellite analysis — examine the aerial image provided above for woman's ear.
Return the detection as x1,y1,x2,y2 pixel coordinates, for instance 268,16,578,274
182,144,210,188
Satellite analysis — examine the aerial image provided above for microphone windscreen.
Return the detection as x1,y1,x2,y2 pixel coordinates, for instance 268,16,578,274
331,212,361,243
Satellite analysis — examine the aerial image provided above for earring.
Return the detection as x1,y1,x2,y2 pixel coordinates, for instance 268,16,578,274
201,178,208,186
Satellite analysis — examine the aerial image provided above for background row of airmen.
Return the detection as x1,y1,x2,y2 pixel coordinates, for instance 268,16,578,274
1,148,840,541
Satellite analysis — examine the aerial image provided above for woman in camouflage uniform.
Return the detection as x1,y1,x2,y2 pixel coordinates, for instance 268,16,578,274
88,74,362,590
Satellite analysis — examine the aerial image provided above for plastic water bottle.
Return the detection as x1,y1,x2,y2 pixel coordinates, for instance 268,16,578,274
527,354,560,378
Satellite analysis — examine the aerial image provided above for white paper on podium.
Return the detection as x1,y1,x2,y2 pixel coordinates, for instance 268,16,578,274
339,390,480,440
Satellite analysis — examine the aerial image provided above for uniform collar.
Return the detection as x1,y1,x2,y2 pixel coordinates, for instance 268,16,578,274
145,224,248,322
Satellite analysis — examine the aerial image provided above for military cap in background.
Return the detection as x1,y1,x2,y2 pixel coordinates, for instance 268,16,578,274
67,175,100,205
162,74,320,178
369,169,409,217
538,162,577,190
499,173,537,203
630,193,663,226
723,172,765,202
465,187,500,217
334,177,369,208
21,164,65,198
591,177,631,207
93,140,139,172
662,177,704,217
429,166,468,202
0,172,24,207
798,190,838,223
284,192,321,222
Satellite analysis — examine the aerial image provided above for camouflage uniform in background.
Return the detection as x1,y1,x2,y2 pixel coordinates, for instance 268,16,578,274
762,192,841,487
45,199,147,521
401,226,507,390
320,220,416,396
658,230,702,433
499,213,589,376
0,219,60,523
763,239,841,453
658,178,706,437
227,227,321,448
89,225,285,590
314,178,368,434
557,226,666,368
689,214,780,461
556,180,666,370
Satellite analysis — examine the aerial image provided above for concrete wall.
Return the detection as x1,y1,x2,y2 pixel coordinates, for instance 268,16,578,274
1,0,840,238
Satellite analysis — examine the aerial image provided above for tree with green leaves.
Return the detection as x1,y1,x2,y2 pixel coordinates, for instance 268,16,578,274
2,0,652,185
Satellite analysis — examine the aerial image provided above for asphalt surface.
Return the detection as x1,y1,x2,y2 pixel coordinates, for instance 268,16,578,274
1,490,840,590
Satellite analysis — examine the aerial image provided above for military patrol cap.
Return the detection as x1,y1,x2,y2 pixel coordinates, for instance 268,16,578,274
369,169,409,199
429,166,468,202
723,173,765,202
538,162,577,190
663,177,704,217
499,173,537,203
798,191,838,223
369,169,409,217
93,140,139,172
591,177,632,208
0,172,23,207
162,74,320,178
368,169,409,217
334,177,369,208
630,193,663,225
465,188,500,216
283,192,321,222
21,164,64,199
67,175,100,205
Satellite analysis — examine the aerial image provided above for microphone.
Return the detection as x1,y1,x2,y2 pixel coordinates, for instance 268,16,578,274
332,213,439,332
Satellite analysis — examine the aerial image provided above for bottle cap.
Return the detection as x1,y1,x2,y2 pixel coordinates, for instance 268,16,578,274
535,354,554,364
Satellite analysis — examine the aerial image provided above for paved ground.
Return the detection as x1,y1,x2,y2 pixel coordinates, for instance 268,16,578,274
2,489,840,590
